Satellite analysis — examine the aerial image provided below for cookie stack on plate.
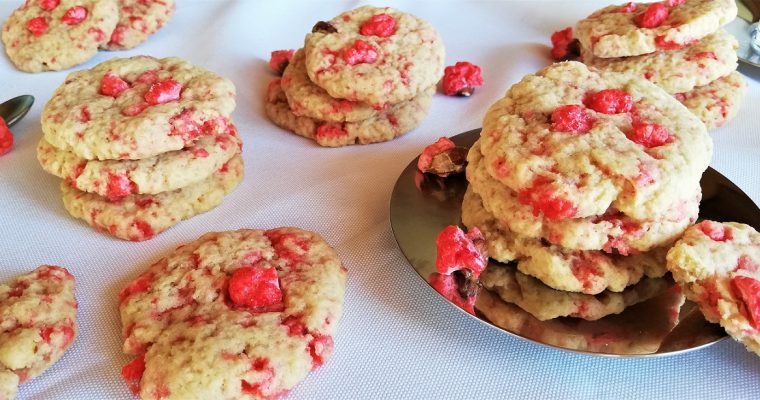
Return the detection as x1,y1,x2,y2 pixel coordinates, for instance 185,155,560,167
477,257,672,321
37,56,242,241
1,0,176,73
475,284,685,354
575,0,745,130
265,5,444,147
463,62,712,316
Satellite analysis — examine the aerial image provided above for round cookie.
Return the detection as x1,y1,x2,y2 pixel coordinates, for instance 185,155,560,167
479,61,711,221
582,29,738,94
0,266,78,395
38,123,241,200
118,228,347,399
0,370,18,400
676,71,746,130
461,186,669,294
266,79,433,147
101,0,176,50
575,0,738,58
303,5,445,107
1,0,118,72
61,154,243,241
42,56,236,160
467,140,699,253
480,263,671,321
281,49,377,122
666,220,760,355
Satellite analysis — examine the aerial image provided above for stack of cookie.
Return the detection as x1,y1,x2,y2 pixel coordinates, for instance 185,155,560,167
575,0,745,130
1,0,175,73
265,5,444,147
37,56,242,241
475,284,685,354
463,62,712,319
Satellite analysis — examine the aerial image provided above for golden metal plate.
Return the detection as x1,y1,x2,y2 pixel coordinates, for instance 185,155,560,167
390,128,760,357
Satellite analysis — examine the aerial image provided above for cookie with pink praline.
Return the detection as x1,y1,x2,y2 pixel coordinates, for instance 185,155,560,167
118,228,347,399
101,0,176,50
0,266,78,398
667,221,760,356
1,0,118,72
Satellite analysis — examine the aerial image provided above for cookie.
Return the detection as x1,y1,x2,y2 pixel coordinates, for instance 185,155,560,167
467,140,699,253
38,124,241,200
1,0,118,72
265,79,433,147
666,220,760,355
461,186,669,294
476,286,685,355
460,185,521,261
281,49,377,122
582,29,738,94
480,263,672,321
118,228,347,399
61,154,243,241
0,370,18,400
0,266,78,397
676,71,746,130
478,61,711,222
42,56,236,160
303,6,445,107
101,0,176,50
575,0,737,58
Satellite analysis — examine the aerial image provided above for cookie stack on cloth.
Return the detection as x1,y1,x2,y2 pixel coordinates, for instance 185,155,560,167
463,61,712,321
265,5,444,147
576,0,745,130
1,0,176,73
37,56,242,241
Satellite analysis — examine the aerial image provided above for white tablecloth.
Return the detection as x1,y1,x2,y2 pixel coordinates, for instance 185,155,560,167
1,0,759,399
